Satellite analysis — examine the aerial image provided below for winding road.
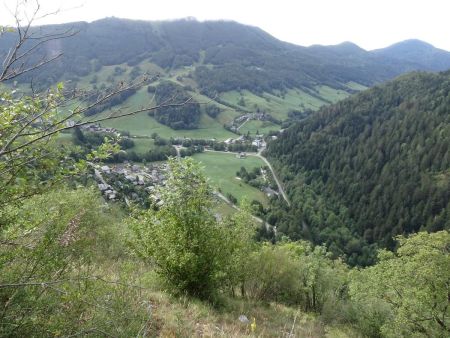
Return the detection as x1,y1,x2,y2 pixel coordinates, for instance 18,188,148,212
252,151,291,207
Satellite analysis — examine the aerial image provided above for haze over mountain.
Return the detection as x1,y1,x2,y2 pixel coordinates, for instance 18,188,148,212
1,18,449,95
372,39,450,71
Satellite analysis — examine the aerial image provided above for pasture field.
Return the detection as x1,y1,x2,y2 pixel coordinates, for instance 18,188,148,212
346,81,369,91
192,152,268,206
129,138,156,154
315,85,350,103
97,88,236,140
238,120,280,136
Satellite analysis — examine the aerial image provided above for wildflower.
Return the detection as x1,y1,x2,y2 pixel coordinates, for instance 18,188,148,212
251,317,256,332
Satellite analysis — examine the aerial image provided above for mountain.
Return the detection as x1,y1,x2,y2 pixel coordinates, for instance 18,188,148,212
1,18,449,92
1,18,449,142
372,39,450,71
265,71,450,266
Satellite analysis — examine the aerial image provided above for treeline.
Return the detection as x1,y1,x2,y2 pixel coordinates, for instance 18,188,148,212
108,145,177,163
165,134,258,153
72,128,178,163
148,81,201,129
84,87,137,116
2,18,437,93
266,71,450,266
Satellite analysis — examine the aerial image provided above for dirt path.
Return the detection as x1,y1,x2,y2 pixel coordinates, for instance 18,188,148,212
236,118,249,131
214,191,271,230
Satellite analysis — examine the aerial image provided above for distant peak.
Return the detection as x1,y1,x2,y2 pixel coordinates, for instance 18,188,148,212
308,41,366,53
337,41,361,48
379,39,436,51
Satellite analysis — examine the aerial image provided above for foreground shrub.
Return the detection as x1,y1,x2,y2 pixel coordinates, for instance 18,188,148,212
243,241,349,312
349,231,450,338
0,188,150,337
129,158,253,300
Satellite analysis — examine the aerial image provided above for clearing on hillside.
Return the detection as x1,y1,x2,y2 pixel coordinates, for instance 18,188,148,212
192,152,268,206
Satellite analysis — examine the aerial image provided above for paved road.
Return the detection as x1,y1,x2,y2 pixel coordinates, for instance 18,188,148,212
204,149,291,206
252,153,291,207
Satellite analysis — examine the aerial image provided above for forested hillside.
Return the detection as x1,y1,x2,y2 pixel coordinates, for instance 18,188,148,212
1,18,450,92
372,39,450,71
2,9,450,336
2,18,449,143
266,71,450,265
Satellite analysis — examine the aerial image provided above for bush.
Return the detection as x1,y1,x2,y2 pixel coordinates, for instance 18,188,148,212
243,244,301,302
129,158,237,300
0,188,145,336
243,241,349,313
349,231,450,337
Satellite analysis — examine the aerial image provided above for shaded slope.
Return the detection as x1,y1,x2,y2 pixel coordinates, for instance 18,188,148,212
266,71,450,265
1,18,449,93
372,39,450,71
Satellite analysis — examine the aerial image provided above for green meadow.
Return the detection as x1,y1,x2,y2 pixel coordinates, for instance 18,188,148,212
192,152,268,206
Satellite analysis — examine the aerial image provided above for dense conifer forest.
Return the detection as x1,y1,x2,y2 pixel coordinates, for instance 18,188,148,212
266,71,450,265
149,81,201,129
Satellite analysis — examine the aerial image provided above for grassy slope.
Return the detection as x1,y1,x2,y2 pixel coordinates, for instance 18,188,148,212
81,199,358,338
316,86,350,103
95,213,355,337
73,59,358,140
101,111,236,140
96,88,236,140
218,86,347,121
129,138,156,154
69,61,360,209
239,120,280,136
346,81,369,91
192,152,268,206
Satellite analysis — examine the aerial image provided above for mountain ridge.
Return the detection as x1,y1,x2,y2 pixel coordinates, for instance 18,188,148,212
1,17,449,91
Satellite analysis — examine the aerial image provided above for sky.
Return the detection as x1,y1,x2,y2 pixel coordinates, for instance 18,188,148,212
1,0,450,51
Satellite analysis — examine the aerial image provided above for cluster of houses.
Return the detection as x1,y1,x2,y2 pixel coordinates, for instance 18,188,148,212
65,121,119,135
223,134,266,149
81,123,118,135
251,136,266,148
94,162,168,203
224,134,266,149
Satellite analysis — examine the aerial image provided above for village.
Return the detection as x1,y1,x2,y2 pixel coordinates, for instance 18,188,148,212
92,161,168,206
75,117,288,207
